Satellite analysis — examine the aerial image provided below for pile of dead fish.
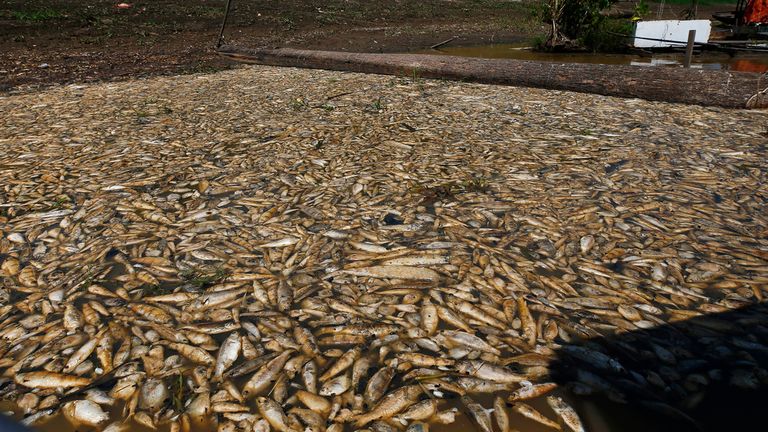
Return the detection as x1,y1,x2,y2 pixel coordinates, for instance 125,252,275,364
1,66,767,432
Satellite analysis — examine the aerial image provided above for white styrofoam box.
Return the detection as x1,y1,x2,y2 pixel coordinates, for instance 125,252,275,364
633,20,711,48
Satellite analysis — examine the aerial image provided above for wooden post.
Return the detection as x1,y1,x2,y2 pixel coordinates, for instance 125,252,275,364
684,29,696,68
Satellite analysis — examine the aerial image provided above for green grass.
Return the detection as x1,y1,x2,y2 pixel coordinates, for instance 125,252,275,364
369,96,385,112
48,195,70,210
290,97,309,111
12,8,63,21
189,5,222,19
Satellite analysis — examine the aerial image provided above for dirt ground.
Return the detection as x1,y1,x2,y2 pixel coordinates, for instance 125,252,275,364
0,1,738,92
0,0,542,92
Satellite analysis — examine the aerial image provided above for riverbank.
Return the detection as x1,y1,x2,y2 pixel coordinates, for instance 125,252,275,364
0,1,740,92
0,0,539,92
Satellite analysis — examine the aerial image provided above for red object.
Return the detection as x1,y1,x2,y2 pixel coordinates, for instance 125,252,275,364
744,0,768,24
116,3,132,9
730,59,768,73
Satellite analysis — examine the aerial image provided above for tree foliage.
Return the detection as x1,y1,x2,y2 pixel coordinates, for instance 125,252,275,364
541,0,618,49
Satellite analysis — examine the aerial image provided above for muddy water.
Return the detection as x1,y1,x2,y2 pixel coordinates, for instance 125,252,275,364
0,391,706,432
419,43,768,73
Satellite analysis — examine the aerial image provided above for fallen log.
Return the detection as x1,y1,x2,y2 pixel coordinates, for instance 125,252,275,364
216,45,767,109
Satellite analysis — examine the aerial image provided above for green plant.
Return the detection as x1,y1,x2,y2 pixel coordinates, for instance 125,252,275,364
12,8,63,22
539,0,617,49
79,266,97,290
633,0,650,20
290,98,309,111
461,176,491,193
143,284,168,296
169,372,190,412
370,97,385,111
581,17,635,52
316,6,345,25
412,175,492,204
531,35,547,50
278,16,295,30
180,266,230,289
49,195,69,209
411,68,422,83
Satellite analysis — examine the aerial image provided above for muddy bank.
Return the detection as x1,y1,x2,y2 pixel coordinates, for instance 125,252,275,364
1,1,739,93
0,0,538,92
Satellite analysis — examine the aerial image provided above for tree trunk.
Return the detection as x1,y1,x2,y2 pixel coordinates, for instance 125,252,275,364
217,45,767,109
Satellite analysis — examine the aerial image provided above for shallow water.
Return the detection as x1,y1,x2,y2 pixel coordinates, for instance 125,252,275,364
418,43,768,73
0,391,662,432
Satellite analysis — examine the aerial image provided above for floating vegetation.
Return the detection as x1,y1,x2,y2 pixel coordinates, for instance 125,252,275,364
179,266,231,290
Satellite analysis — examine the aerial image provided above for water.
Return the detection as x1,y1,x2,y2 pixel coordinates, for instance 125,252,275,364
419,43,768,73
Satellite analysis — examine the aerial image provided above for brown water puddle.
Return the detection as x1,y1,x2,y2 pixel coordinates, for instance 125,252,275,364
419,44,768,73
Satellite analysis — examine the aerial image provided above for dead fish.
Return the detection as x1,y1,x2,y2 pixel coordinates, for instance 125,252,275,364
260,237,300,248
461,396,494,432
364,367,396,406
139,378,170,413
512,402,562,430
15,372,90,388
394,399,439,423
406,422,429,432
166,342,215,365
63,336,99,373
243,350,294,398
508,382,558,401
62,400,110,427
256,397,298,432
301,359,319,394
355,385,423,426
350,242,389,253
320,346,360,382
186,392,211,424
442,330,501,355
456,361,526,383
2,74,766,432
319,374,351,396
295,390,331,416
421,300,439,335
560,345,624,373
341,265,439,281
494,396,510,432
214,332,242,381
547,396,585,432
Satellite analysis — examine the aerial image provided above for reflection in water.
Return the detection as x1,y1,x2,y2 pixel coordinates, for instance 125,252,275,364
420,44,768,73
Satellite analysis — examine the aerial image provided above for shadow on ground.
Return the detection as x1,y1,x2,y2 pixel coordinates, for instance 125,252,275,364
548,301,768,431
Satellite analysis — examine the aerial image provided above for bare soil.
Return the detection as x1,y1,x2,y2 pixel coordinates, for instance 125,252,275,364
0,0,541,92
0,1,738,92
